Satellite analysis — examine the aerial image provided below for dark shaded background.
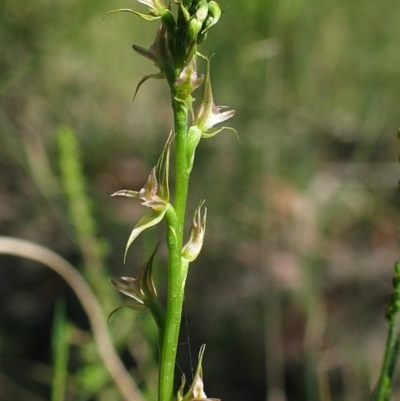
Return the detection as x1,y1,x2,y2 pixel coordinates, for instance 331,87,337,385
1,0,400,400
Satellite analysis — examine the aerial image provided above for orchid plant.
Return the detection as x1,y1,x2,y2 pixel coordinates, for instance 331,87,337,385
104,1,235,401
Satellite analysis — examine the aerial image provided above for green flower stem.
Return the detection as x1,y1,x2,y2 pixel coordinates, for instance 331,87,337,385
159,258,189,401
159,98,191,401
374,261,400,401
374,322,398,401
173,99,190,223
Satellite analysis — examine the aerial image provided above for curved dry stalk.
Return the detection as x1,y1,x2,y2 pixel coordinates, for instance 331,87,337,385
0,236,144,401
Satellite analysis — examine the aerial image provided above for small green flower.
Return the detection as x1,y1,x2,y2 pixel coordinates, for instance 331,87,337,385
178,345,220,401
182,200,207,262
113,167,166,211
109,243,166,339
112,186,169,261
194,60,236,138
133,0,168,20
175,57,204,112
111,243,159,307
112,133,175,260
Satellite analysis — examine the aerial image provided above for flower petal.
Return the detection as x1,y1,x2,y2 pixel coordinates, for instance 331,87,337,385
124,208,167,261
103,8,161,22
111,276,143,303
201,125,238,139
194,59,235,133
111,189,141,198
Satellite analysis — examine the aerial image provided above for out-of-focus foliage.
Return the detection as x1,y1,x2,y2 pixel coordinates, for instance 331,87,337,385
1,0,400,400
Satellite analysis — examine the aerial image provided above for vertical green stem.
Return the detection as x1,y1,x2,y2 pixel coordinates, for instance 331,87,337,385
373,262,400,401
51,300,69,401
159,98,191,401
374,323,396,401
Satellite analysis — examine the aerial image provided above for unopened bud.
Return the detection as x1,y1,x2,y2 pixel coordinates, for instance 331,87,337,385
161,9,176,35
185,17,203,58
198,1,221,44
182,200,207,262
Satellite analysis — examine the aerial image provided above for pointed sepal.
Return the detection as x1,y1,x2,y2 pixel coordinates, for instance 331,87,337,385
124,209,167,261
103,8,161,22
194,59,235,137
132,24,170,67
110,242,160,308
155,131,174,202
111,134,174,260
133,71,165,100
109,243,166,343
181,345,220,401
112,168,165,211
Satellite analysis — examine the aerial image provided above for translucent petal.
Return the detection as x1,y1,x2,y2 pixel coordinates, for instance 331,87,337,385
103,8,161,21
124,208,167,261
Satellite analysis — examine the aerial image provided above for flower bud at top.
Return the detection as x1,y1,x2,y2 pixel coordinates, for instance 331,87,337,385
202,1,221,32
182,0,209,62
197,1,221,44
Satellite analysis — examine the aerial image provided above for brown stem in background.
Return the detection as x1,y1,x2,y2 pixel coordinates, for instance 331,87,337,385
0,236,144,401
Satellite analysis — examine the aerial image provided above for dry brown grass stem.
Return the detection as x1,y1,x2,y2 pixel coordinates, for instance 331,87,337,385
0,236,144,401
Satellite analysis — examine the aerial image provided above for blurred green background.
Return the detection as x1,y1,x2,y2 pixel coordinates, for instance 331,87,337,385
1,0,400,400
